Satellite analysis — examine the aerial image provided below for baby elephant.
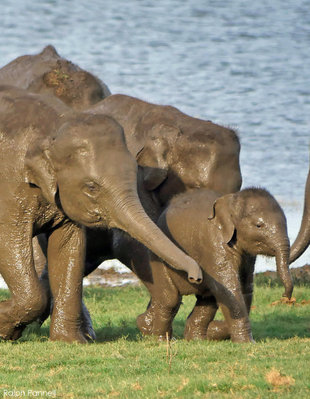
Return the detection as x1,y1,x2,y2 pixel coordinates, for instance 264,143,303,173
135,188,293,343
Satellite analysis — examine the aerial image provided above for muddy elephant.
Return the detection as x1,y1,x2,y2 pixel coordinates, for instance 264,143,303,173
39,93,243,336
0,45,110,110
132,188,293,343
0,85,202,343
290,165,310,263
83,94,242,272
87,94,242,204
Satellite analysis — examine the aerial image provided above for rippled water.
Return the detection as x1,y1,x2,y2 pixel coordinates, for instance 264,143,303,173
1,0,310,272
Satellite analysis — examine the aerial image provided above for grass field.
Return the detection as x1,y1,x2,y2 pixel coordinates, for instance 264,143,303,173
0,282,309,398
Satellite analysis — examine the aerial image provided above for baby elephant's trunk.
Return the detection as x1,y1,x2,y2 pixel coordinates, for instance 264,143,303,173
275,244,294,299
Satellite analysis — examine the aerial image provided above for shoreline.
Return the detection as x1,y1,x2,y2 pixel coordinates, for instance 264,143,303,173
1,260,309,290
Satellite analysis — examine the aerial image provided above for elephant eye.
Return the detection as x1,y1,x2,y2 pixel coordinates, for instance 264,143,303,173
256,220,264,228
83,181,100,198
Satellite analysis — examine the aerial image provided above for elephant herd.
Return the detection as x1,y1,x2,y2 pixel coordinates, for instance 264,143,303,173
0,45,308,344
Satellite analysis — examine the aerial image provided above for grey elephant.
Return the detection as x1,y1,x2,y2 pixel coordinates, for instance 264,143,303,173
60,93,243,336
130,188,293,343
83,93,242,274
87,94,242,203
0,85,202,343
290,165,310,263
0,45,111,110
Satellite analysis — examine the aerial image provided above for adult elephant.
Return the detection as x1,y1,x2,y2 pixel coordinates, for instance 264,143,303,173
82,94,242,275
87,94,242,206
0,45,110,110
290,165,310,263
0,86,202,343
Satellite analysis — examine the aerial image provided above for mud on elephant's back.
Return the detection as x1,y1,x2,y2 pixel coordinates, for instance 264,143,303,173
0,45,111,110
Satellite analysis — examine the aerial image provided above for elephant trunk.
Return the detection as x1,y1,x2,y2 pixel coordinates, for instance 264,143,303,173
110,191,203,284
275,243,294,299
290,167,310,264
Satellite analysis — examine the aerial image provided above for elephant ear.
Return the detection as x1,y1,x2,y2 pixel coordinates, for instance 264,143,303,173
24,137,58,204
135,124,181,191
208,194,236,244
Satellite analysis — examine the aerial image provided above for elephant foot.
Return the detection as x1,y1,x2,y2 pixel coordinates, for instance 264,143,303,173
136,310,154,336
230,333,255,343
81,320,96,342
137,300,176,340
50,326,88,344
0,309,26,341
50,315,88,344
229,320,255,343
206,320,230,341
0,322,26,341
80,302,96,341
10,325,26,340
137,312,173,341
184,323,207,341
36,300,95,342
230,331,255,344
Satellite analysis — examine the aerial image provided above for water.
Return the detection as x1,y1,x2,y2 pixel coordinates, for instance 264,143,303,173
1,0,310,276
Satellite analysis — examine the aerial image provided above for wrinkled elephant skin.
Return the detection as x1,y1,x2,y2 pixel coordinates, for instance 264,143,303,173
0,45,111,110
132,188,293,343
0,86,202,343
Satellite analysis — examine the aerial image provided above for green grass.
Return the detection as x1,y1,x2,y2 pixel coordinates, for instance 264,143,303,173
0,284,309,398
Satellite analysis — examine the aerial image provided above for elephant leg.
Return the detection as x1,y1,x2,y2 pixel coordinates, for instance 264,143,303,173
152,298,181,340
137,292,181,340
36,265,52,325
80,301,96,341
33,236,52,327
0,227,47,340
47,222,87,344
136,299,155,336
240,258,255,314
206,261,255,342
207,267,254,343
136,256,181,340
206,320,230,341
36,266,96,341
137,297,181,340
184,295,218,340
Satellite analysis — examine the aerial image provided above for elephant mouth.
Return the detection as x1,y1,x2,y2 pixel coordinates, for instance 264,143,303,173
251,241,275,257
79,210,102,227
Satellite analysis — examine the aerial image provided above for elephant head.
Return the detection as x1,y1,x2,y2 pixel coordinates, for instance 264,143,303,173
0,45,111,110
290,165,310,263
209,188,293,298
25,113,202,283
135,115,242,205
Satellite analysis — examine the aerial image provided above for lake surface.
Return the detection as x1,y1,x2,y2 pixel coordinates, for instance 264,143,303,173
1,0,310,274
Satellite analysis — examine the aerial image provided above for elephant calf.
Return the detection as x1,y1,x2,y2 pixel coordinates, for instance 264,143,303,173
134,188,293,343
